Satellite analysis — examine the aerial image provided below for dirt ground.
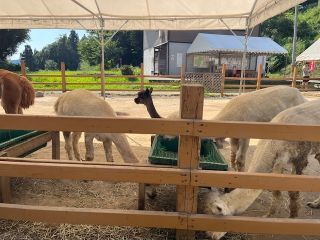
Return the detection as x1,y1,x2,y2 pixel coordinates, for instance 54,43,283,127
1,91,320,240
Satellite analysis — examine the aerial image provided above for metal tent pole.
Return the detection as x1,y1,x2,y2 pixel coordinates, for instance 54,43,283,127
239,27,249,95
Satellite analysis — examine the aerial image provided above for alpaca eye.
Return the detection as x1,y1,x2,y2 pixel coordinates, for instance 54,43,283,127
216,206,222,212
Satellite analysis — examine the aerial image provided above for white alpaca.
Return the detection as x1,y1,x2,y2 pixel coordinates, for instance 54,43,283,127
135,87,306,171
214,86,306,171
54,89,139,163
205,99,320,239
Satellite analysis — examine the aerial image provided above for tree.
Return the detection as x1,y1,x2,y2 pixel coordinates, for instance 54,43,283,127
67,30,80,70
78,32,123,69
21,45,36,71
0,29,29,61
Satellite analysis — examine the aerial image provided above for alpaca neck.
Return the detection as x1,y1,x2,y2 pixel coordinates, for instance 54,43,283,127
111,133,139,163
222,188,263,215
145,97,162,118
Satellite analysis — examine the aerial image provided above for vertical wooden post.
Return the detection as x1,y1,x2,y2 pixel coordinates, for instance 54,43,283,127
181,64,185,84
138,183,145,210
256,63,262,90
176,84,204,240
51,131,60,160
61,62,66,93
140,63,144,91
292,65,297,88
101,63,106,97
0,177,11,203
20,60,26,77
220,64,226,97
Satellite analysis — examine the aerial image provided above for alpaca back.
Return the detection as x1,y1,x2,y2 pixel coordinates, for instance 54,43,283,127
249,99,320,174
214,86,306,122
0,70,35,109
18,76,35,108
54,89,117,117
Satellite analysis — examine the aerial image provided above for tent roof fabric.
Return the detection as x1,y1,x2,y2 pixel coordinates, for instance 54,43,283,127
187,33,288,55
0,0,305,30
296,38,320,62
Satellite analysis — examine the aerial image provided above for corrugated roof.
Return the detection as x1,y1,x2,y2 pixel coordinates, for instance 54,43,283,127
187,33,288,55
296,38,320,62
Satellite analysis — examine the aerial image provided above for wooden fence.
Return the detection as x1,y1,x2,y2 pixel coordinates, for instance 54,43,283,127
0,84,320,240
20,60,320,96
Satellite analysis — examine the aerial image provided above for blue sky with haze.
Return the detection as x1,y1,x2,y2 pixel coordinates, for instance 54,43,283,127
10,29,86,60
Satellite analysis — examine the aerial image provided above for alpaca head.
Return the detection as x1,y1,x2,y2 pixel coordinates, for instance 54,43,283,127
205,189,232,216
134,87,153,105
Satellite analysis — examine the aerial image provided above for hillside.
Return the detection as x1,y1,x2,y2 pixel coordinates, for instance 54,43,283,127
261,1,320,72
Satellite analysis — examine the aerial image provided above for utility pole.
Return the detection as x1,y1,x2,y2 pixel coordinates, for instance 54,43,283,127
292,5,298,67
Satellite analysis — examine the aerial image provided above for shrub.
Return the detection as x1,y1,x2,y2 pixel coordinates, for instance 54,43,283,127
44,60,58,70
120,65,137,81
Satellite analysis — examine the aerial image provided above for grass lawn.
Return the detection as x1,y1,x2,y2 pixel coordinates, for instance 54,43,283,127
27,69,181,91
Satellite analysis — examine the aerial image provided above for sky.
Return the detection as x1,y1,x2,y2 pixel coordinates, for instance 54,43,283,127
10,29,87,60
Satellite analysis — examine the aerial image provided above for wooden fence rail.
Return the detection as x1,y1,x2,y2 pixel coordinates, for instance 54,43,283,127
20,60,320,95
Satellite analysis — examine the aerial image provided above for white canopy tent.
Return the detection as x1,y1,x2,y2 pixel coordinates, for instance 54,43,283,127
0,0,305,94
296,38,320,62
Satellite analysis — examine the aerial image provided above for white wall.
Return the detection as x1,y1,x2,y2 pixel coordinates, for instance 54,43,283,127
168,42,191,75
143,48,154,75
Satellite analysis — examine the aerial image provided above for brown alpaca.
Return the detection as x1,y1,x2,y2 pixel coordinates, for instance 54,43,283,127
0,69,35,114
134,87,179,119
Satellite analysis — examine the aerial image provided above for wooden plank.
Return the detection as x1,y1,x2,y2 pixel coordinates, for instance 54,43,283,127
0,115,193,136
0,203,187,229
0,156,174,168
189,214,320,235
194,120,320,141
0,160,189,185
2,132,51,157
176,84,204,240
51,131,60,160
191,170,320,192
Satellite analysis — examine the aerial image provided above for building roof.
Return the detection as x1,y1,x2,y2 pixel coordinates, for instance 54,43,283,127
296,38,320,62
0,0,305,30
187,33,288,55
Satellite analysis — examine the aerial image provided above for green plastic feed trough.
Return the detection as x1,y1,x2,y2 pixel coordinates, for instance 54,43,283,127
148,135,228,171
0,130,47,157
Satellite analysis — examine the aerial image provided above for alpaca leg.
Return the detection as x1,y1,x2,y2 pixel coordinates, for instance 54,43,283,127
230,138,238,170
288,191,300,218
17,106,23,114
103,139,114,162
63,131,73,160
85,134,95,161
266,190,282,217
72,132,82,161
235,138,250,172
111,133,139,163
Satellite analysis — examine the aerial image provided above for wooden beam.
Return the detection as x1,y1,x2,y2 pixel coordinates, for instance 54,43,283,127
0,177,11,203
189,214,320,235
0,160,189,185
176,84,204,240
194,120,320,141
191,170,320,192
1,132,51,158
0,203,187,229
0,115,193,136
